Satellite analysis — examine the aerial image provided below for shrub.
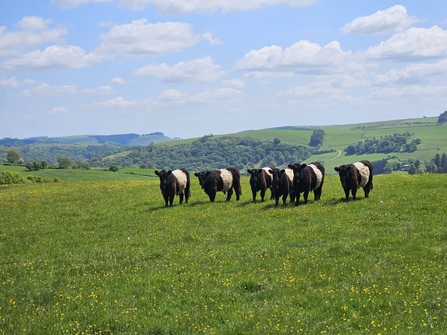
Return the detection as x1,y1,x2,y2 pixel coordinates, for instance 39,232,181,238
0,171,27,185
109,165,119,172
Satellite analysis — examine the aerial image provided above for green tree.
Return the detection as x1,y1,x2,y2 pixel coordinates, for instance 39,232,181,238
309,129,325,147
57,157,73,169
437,111,447,124
7,149,20,164
109,165,119,172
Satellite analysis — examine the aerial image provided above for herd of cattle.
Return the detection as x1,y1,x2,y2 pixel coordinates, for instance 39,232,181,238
154,160,374,207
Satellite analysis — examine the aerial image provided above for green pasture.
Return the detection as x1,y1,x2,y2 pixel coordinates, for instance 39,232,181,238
1,173,447,334
0,166,158,182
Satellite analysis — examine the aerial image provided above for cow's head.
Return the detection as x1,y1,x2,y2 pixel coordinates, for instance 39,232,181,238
194,171,208,188
288,163,307,184
269,168,281,190
155,170,172,191
334,165,351,187
247,169,262,187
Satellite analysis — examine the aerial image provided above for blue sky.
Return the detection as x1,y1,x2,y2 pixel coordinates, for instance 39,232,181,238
1,0,447,139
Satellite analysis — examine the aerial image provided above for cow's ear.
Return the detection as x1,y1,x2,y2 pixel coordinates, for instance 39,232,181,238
268,169,273,174
301,164,307,168
334,167,339,172
257,169,263,173
287,164,294,169
167,170,172,174
280,169,285,173
346,166,352,171
247,169,252,173
194,172,199,176
155,170,159,175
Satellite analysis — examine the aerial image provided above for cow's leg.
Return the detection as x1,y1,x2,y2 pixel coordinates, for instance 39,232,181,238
352,187,357,200
303,190,310,204
294,192,301,206
163,195,169,207
251,189,257,202
344,188,350,201
185,186,190,203
179,193,184,204
282,193,287,205
364,186,370,198
260,189,266,202
208,191,216,202
290,192,295,204
226,188,234,201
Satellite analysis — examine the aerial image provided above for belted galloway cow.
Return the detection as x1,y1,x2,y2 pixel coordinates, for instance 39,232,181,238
288,162,325,205
269,167,295,206
154,168,190,207
194,167,241,202
247,167,274,202
334,160,373,200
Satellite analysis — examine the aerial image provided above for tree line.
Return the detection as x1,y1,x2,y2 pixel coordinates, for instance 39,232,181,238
372,153,447,175
345,133,421,155
89,136,313,171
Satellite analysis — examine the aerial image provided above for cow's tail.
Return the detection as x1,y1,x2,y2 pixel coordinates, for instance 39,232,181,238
227,167,242,195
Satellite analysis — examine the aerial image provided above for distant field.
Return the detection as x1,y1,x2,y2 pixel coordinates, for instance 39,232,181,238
0,165,158,182
1,173,447,334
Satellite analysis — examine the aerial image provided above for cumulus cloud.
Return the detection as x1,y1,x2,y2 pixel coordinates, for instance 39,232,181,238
342,5,420,35
234,40,358,75
222,79,246,88
119,0,318,13
50,107,70,114
0,45,104,71
0,17,67,57
133,57,226,82
81,96,139,108
365,26,447,60
52,0,112,8
83,85,115,95
94,19,215,57
110,77,129,84
0,76,39,88
156,87,241,104
18,83,78,97
374,59,447,85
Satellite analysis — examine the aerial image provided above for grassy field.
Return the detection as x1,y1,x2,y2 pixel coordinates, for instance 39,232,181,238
1,173,447,334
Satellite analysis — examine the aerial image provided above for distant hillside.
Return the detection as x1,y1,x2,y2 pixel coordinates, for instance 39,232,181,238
0,132,173,147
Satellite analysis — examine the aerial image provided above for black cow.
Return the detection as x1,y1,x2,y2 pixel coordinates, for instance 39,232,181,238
288,162,325,205
334,160,374,201
154,168,190,207
194,167,242,202
269,167,295,206
247,167,274,202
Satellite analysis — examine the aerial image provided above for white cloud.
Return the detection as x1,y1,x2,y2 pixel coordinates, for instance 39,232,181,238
18,16,53,30
0,45,104,71
110,77,129,84
0,19,67,57
234,40,358,75
119,0,318,13
94,19,214,57
369,85,447,99
365,26,447,60
83,85,115,95
374,59,447,85
133,57,225,82
18,83,78,97
342,5,420,35
52,0,112,8
222,79,246,88
190,88,242,102
81,96,140,108
50,107,70,114
156,87,242,104
157,89,188,101
0,76,39,88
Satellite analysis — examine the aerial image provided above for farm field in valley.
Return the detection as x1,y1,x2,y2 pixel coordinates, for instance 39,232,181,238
1,173,447,334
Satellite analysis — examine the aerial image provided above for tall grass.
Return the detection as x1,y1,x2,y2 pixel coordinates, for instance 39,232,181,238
1,174,446,334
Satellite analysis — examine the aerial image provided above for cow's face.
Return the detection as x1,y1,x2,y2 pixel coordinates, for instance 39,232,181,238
155,170,170,190
269,168,281,190
247,169,261,187
288,163,306,184
334,165,351,187
194,171,208,188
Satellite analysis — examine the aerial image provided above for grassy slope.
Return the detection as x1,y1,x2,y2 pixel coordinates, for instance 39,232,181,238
1,174,447,334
